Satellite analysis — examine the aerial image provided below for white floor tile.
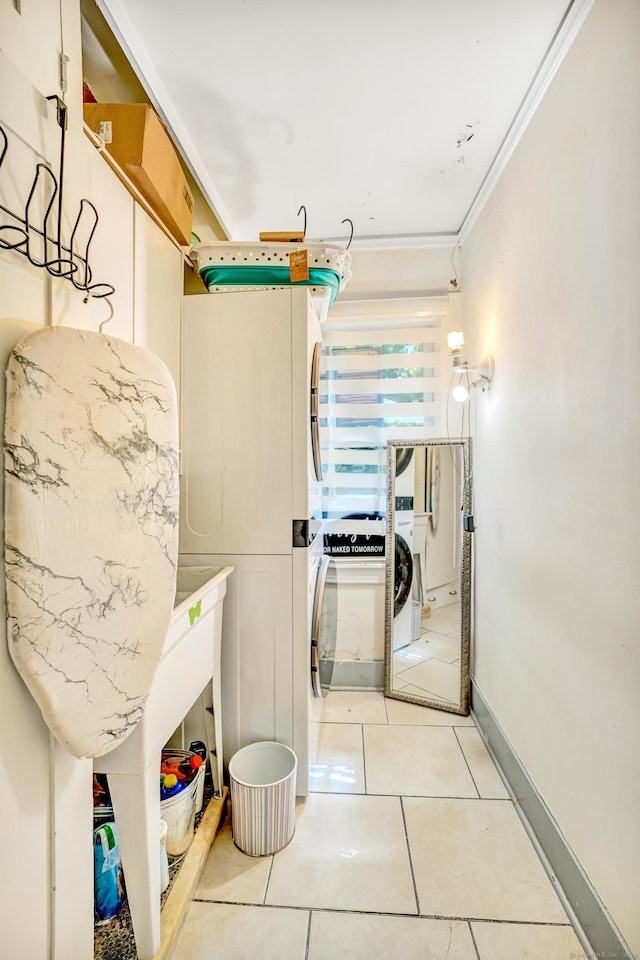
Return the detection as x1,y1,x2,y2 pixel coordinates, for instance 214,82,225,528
394,645,429,667
385,696,475,726
321,690,388,724
195,814,272,904
404,797,569,923
397,681,457,705
418,631,462,662
455,727,510,799
393,681,459,706
308,911,478,960
424,604,461,636
171,902,309,960
394,631,461,667
265,793,417,914
471,920,584,959
394,656,461,703
364,725,478,797
310,722,364,794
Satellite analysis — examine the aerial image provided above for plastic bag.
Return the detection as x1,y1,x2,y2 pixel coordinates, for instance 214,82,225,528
94,822,126,923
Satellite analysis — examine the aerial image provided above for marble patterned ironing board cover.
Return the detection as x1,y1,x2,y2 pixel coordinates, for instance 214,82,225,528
4,326,179,759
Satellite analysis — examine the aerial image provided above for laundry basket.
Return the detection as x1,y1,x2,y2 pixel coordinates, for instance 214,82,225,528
229,742,297,857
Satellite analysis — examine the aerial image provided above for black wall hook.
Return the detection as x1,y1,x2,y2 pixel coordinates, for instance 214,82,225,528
297,204,307,237
0,98,115,300
341,218,354,249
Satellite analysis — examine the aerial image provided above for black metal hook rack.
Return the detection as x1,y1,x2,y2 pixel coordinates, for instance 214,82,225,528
296,205,355,249
0,96,115,301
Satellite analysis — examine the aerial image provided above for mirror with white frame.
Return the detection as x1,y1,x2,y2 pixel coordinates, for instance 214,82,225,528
384,438,472,715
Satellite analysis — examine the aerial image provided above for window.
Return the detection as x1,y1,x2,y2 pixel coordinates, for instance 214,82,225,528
320,302,446,520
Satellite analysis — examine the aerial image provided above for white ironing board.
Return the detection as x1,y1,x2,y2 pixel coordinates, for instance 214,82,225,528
4,325,179,759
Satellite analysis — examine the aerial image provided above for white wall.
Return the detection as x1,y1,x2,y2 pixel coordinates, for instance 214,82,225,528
460,0,640,952
344,244,455,300
1,6,94,956
0,3,183,955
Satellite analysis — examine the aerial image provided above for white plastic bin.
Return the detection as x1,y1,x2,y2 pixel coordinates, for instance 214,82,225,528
229,742,297,857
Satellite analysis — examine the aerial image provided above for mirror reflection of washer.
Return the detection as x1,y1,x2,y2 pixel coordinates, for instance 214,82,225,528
395,446,415,496
394,446,416,650
394,533,413,615
395,445,414,481
393,529,413,650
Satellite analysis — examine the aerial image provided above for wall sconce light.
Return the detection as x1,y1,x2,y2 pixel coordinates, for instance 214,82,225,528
447,330,495,401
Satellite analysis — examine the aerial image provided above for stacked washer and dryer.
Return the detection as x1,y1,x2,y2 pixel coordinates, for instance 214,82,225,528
179,259,347,796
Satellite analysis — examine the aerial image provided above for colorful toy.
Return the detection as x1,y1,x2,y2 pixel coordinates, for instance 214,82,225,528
160,751,204,800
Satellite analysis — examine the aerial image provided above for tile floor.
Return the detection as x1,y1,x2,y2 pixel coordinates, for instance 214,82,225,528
393,603,462,705
170,691,584,960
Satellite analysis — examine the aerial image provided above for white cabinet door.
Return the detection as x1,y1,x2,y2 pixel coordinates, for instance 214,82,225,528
0,1,67,98
178,553,294,762
133,204,182,400
181,289,294,555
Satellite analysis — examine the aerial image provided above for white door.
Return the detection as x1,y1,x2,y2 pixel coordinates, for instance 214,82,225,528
181,289,294,555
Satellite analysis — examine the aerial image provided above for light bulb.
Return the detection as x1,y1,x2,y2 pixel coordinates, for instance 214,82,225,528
452,384,469,402
447,331,465,351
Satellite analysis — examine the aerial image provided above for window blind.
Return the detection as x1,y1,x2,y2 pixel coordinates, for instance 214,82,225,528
320,312,445,520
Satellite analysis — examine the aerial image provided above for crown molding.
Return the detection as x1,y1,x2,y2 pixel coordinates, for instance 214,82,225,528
314,233,458,252
458,0,595,245
96,0,594,254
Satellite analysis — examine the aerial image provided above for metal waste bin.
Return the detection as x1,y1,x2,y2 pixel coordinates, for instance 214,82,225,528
229,741,297,857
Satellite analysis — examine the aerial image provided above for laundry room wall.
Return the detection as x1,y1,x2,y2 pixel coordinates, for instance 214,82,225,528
0,2,184,954
459,0,640,953
0,5,97,956
345,243,455,301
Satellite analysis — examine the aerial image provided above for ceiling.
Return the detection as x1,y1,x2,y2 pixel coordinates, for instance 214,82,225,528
95,0,586,247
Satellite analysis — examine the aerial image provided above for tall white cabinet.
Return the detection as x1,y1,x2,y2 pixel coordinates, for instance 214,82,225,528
180,287,325,795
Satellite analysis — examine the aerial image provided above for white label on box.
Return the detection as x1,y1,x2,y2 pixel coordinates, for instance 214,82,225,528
98,121,112,144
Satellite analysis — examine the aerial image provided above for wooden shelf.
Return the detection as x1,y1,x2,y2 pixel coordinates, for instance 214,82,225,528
94,788,228,960
83,122,192,264
154,787,228,960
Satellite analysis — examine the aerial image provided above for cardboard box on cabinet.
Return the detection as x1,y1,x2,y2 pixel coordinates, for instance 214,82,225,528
84,102,194,245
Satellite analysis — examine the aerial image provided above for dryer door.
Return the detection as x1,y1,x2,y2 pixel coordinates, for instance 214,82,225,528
310,341,322,482
310,554,330,697
395,445,414,477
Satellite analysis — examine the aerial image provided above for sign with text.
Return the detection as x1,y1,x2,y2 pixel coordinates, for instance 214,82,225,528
324,532,385,557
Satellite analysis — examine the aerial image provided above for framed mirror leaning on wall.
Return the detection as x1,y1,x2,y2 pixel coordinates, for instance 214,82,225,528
384,438,472,715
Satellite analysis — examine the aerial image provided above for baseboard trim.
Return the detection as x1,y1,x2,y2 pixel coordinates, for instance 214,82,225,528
321,658,384,690
471,681,633,960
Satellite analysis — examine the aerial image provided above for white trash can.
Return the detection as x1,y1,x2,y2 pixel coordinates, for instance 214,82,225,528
229,742,297,857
